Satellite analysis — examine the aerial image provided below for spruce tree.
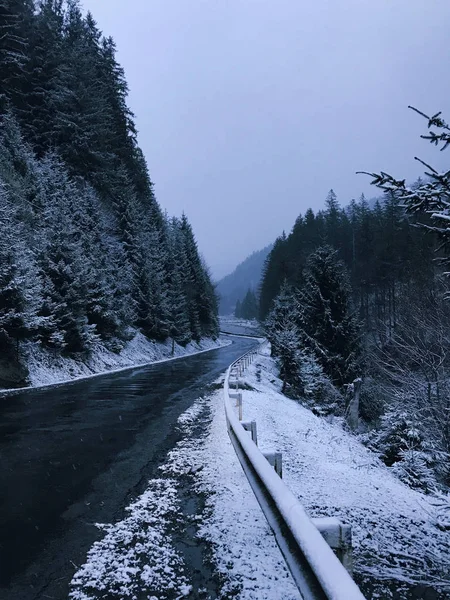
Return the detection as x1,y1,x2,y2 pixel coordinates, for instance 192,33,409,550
298,246,361,386
239,288,258,320
180,213,218,341
0,0,34,114
0,183,35,357
34,156,94,353
259,233,291,320
265,282,303,393
166,219,191,351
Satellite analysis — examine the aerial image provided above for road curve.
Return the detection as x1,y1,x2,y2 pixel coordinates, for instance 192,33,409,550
0,336,257,600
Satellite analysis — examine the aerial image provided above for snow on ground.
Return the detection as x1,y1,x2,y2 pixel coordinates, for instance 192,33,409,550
69,380,301,600
238,346,450,598
10,332,229,391
70,479,192,600
68,343,449,600
161,388,301,600
219,316,262,337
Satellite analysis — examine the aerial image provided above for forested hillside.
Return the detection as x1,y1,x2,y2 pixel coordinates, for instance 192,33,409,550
216,244,272,314
262,113,450,491
260,188,436,324
0,0,218,387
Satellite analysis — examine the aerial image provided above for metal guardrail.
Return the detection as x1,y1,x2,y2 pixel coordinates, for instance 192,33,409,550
224,342,366,600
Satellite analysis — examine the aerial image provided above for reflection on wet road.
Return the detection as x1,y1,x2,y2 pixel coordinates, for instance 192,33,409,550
0,336,257,599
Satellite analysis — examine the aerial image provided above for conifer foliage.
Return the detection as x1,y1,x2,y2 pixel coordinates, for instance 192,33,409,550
298,247,360,387
265,250,361,396
234,288,258,320
259,187,436,336
0,1,218,386
261,115,449,489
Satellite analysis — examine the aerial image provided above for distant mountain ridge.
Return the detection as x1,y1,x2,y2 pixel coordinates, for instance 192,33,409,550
216,244,273,315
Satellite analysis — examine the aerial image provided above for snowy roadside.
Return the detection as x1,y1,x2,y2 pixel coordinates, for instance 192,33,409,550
69,378,301,600
66,344,449,600
1,333,230,395
238,347,450,599
219,316,262,337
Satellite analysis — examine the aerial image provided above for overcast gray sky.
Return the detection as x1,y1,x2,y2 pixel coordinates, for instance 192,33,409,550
83,0,450,279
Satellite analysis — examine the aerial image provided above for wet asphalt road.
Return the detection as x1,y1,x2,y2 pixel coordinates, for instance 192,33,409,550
0,336,257,600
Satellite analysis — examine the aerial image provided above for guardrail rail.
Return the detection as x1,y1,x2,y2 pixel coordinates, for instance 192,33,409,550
224,341,366,600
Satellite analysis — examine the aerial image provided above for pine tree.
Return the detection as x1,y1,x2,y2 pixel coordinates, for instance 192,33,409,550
167,218,191,351
68,180,129,341
360,106,450,281
259,233,291,320
298,246,361,386
324,188,340,246
239,288,258,320
265,282,303,393
0,180,38,363
17,0,66,155
180,213,218,341
34,156,94,353
0,0,34,114
136,222,170,341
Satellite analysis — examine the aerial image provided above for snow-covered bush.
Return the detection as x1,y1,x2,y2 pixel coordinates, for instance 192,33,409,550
299,349,326,398
302,356,343,416
367,404,447,492
391,448,437,492
375,407,422,465
274,327,304,396
364,285,450,491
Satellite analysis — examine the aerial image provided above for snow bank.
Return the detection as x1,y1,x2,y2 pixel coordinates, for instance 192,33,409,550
12,333,230,391
219,316,262,336
238,347,450,595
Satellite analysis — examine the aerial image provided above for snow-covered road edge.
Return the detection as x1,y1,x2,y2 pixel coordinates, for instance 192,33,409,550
1,334,231,396
237,347,450,598
69,380,302,600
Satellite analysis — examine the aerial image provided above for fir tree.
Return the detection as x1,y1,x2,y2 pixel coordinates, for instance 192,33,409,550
0,183,35,357
0,0,34,114
298,246,361,386
265,282,303,393
166,223,191,352
239,288,258,320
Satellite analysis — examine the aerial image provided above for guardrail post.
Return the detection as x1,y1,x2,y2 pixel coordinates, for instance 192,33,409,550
312,517,353,574
229,392,243,420
263,451,283,478
241,420,257,445
339,525,353,574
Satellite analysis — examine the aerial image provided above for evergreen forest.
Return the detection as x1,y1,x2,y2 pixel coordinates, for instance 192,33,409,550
234,288,258,320
216,244,272,315
0,0,219,386
261,110,450,491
